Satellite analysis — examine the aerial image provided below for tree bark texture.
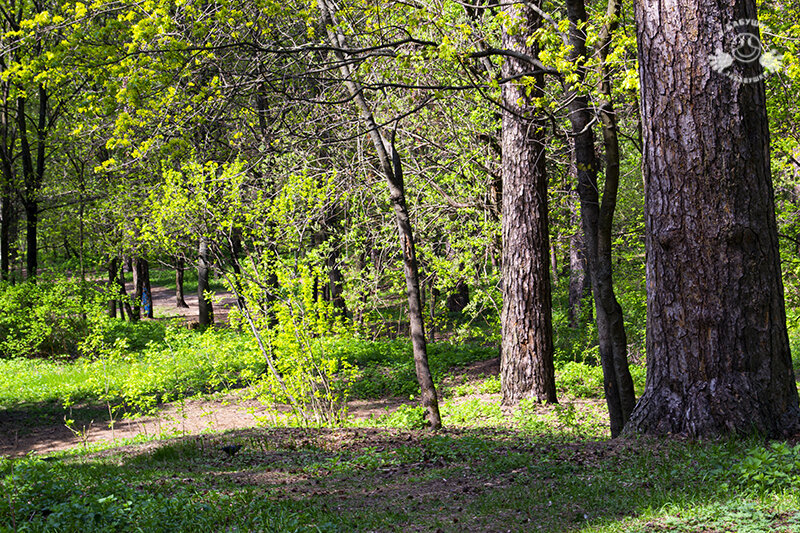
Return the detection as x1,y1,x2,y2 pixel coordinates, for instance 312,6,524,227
565,0,636,436
499,1,557,406
626,0,800,437
317,0,441,428
198,237,214,326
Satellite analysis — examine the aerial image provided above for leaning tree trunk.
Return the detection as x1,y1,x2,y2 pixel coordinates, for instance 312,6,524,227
317,0,441,428
625,0,800,437
198,236,214,326
499,0,558,406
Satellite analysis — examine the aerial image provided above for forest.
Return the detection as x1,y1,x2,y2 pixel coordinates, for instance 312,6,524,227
1,0,800,530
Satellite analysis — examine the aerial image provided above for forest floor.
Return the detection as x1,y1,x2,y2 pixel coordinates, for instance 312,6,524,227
4,284,793,531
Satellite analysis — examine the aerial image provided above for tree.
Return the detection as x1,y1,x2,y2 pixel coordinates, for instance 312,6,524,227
498,0,557,405
317,0,442,428
624,0,800,437
562,0,636,437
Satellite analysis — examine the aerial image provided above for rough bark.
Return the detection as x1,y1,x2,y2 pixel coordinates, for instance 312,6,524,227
565,0,636,436
499,1,558,406
625,0,800,437
198,237,214,326
317,0,441,428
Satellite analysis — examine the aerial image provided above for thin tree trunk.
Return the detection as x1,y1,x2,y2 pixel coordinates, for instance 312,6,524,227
116,262,134,321
624,0,800,437
139,258,153,319
17,88,47,281
0,188,10,281
198,236,214,326
499,0,558,405
175,255,189,308
108,256,118,319
568,207,589,328
317,0,441,428
595,0,636,426
564,0,635,436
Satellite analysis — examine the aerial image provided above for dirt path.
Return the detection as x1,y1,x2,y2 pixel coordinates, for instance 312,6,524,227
0,394,412,457
131,282,240,324
0,357,504,457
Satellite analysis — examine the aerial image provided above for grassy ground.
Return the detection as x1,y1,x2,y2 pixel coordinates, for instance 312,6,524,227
3,293,800,531
3,413,800,532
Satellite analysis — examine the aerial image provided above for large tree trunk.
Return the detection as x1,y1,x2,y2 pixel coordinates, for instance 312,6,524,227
625,0,800,437
198,237,214,326
565,0,636,436
499,1,557,406
317,0,441,428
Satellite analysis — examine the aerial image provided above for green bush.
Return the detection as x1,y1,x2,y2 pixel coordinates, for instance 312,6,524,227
0,278,93,359
0,324,266,411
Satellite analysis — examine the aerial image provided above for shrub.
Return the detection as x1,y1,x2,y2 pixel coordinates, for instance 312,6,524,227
0,278,93,359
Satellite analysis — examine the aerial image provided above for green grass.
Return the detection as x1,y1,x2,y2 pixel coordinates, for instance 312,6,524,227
0,326,500,418
0,325,265,412
3,428,799,532
4,312,800,531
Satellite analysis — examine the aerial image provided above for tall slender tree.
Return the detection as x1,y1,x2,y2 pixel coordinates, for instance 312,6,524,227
316,0,442,428
499,0,558,405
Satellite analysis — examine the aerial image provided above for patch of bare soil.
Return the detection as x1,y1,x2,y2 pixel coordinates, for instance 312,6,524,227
0,393,416,457
0,357,505,457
